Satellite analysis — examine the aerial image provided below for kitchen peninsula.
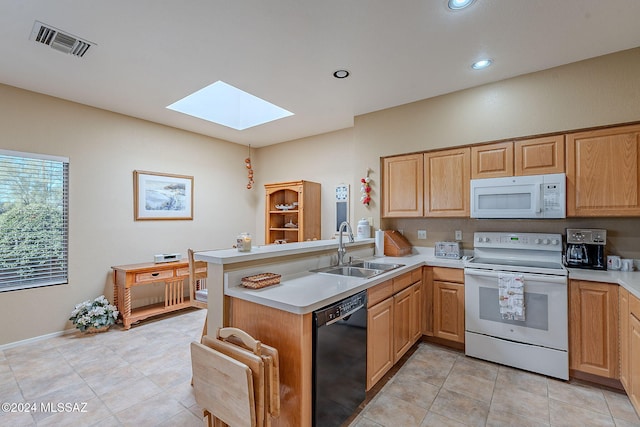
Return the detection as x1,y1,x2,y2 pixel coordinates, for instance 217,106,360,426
194,240,640,426
195,239,458,426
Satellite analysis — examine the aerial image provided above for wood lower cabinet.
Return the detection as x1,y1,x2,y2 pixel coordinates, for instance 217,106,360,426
620,287,630,390
569,280,619,379
433,276,465,343
367,268,423,390
367,296,394,390
566,124,640,217
382,154,424,217
627,291,640,412
424,148,470,217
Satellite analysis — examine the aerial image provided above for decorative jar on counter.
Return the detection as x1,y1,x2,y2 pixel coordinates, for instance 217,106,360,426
237,232,252,252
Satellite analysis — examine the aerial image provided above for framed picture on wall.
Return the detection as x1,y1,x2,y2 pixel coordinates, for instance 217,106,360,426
134,170,193,220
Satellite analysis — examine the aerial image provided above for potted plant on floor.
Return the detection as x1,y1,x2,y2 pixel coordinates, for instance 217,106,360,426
69,295,119,333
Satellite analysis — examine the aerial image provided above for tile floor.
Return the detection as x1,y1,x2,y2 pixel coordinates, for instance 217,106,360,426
0,308,638,427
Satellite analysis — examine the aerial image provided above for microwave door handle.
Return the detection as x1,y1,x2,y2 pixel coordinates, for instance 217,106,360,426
534,184,542,213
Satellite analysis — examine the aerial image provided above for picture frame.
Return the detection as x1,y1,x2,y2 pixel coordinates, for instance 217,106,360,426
133,170,193,220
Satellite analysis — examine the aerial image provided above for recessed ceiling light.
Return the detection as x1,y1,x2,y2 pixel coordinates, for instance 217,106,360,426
448,0,476,10
471,59,493,70
166,81,293,131
333,70,350,79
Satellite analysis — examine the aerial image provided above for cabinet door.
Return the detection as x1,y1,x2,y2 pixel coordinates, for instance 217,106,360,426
393,286,413,362
514,135,565,176
569,280,619,378
566,124,640,216
433,281,465,343
471,142,514,179
620,287,630,390
382,154,424,217
410,281,423,343
424,148,470,217
630,309,640,410
423,268,433,336
367,297,394,390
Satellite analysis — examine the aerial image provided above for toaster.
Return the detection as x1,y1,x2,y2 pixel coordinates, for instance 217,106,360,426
435,241,462,259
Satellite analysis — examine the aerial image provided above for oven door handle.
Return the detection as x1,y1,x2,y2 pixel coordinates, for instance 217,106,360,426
464,268,567,284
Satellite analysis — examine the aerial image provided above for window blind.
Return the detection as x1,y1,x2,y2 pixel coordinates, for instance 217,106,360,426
0,149,69,292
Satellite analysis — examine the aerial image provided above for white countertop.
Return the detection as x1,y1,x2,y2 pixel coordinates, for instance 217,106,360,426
195,238,375,265
566,268,640,300
224,247,465,314
203,239,640,314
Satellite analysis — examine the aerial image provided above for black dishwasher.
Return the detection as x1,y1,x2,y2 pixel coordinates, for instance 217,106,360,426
312,290,367,427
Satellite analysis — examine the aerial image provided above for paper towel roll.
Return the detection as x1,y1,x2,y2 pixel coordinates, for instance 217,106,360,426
375,229,384,257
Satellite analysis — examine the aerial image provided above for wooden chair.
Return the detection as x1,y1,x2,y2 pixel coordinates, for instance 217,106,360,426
188,248,209,339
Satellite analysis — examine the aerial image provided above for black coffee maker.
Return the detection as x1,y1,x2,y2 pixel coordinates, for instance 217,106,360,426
565,228,607,270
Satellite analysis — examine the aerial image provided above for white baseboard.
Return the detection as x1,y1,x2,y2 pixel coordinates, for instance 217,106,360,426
0,328,76,351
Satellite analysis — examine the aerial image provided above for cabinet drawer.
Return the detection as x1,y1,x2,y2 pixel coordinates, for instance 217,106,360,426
433,267,464,283
411,267,422,283
368,280,394,307
135,270,174,283
176,266,207,277
392,272,413,293
631,292,640,318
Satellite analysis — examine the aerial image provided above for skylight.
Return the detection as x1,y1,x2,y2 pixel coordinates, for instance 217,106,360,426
166,81,293,131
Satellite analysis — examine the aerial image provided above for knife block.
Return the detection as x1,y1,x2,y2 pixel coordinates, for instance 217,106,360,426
384,230,413,257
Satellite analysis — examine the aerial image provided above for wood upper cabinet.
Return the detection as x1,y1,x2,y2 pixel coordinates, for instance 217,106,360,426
424,148,470,217
471,136,565,179
382,154,424,217
432,267,465,343
620,287,630,390
471,142,514,179
566,124,640,216
569,280,619,379
514,135,565,176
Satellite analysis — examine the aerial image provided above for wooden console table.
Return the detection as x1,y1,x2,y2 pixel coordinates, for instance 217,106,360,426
111,260,206,329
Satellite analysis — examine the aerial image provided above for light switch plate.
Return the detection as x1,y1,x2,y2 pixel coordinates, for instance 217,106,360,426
455,230,462,241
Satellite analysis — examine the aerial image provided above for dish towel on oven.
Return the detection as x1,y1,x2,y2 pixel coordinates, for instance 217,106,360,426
498,273,525,321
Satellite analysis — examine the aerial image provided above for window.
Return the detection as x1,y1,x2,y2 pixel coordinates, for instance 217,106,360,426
0,150,69,292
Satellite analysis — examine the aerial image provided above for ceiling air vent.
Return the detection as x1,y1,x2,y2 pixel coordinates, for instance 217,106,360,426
30,21,94,58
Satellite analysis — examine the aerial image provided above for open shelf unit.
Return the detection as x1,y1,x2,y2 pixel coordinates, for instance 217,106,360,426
265,180,321,244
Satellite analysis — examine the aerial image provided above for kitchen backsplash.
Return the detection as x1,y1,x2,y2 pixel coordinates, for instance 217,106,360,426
382,217,640,260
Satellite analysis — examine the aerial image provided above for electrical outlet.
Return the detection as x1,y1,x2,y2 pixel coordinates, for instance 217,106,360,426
417,230,427,239
455,230,462,241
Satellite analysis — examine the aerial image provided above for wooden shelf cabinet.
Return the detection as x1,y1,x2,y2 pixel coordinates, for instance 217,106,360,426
566,124,640,217
367,268,422,390
265,180,321,244
471,141,514,179
569,280,619,379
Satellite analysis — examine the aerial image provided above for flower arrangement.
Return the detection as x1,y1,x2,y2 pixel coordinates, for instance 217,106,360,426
360,171,372,206
69,295,119,332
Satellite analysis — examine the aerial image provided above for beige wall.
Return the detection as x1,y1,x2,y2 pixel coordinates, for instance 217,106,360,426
3,47,640,345
0,84,258,345
259,47,640,247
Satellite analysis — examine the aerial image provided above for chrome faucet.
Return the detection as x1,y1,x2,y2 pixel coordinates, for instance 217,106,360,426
337,221,355,265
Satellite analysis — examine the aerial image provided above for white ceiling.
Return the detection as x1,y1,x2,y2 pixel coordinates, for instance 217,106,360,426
2,1,640,147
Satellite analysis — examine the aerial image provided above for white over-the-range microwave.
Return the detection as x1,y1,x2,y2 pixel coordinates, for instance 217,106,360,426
470,173,566,219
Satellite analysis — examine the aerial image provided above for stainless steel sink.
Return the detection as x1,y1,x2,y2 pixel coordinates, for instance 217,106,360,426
310,261,404,279
346,261,405,271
